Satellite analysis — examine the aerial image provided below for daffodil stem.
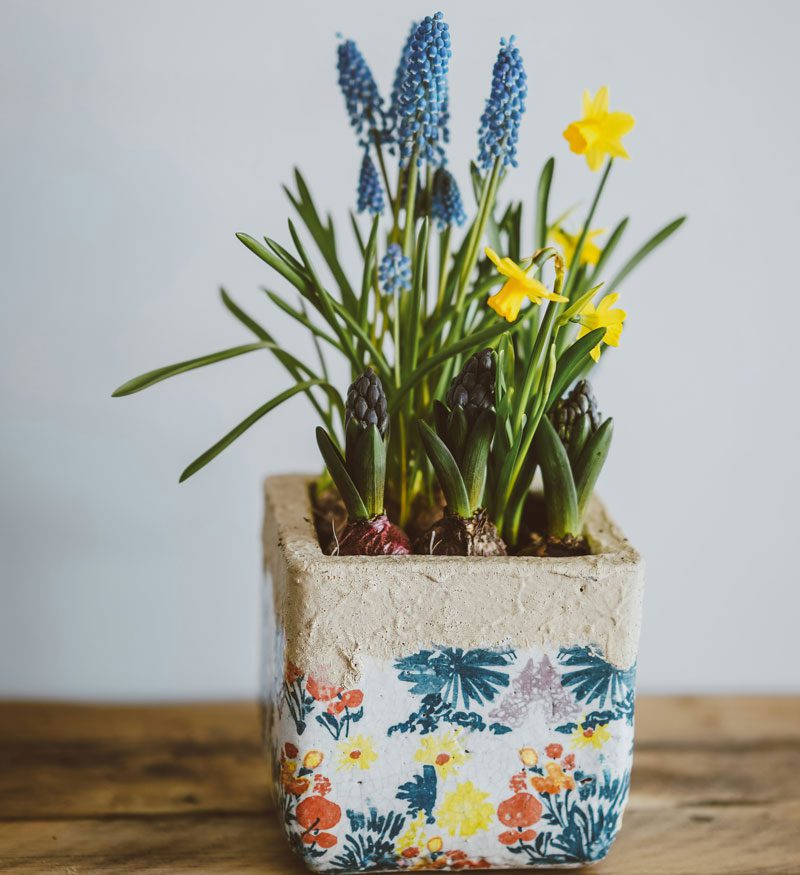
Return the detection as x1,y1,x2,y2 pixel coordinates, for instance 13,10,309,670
510,248,561,435
436,226,452,314
562,160,613,303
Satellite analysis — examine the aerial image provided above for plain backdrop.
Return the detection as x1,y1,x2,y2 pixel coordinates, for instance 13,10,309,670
1,0,798,699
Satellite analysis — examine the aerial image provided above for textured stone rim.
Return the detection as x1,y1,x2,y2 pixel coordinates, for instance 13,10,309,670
263,474,644,684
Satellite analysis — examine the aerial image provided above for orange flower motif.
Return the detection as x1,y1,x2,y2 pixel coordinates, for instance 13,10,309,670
531,761,576,795
296,794,341,833
562,753,576,771
497,792,542,829
401,846,420,859
327,699,346,715
340,689,364,709
284,742,299,759
545,743,563,759
509,771,528,794
279,760,310,796
306,676,343,702
498,828,536,845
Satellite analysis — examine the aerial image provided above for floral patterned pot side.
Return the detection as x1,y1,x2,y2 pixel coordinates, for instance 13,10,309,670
262,475,644,871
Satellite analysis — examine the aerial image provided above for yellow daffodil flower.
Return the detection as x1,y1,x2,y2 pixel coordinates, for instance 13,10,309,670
549,226,606,267
563,87,635,171
577,292,627,361
485,247,568,322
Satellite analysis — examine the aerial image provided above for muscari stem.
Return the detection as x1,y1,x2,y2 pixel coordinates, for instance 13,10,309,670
402,148,420,257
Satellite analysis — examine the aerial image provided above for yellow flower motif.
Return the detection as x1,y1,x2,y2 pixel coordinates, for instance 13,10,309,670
426,836,443,853
303,749,324,770
571,720,611,750
519,747,538,767
563,87,635,171
577,292,626,361
434,781,494,838
549,226,606,267
485,247,568,322
414,729,468,779
396,811,427,853
336,734,378,771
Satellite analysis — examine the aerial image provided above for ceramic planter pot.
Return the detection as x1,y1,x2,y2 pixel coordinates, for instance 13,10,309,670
262,474,644,872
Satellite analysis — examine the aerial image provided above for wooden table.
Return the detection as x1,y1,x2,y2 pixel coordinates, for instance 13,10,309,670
0,698,798,874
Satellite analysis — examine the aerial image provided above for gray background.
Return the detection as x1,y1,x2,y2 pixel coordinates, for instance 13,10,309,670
1,0,797,699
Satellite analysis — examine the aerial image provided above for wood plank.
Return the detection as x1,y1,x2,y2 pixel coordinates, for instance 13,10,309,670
1,805,798,875
1,698,799,874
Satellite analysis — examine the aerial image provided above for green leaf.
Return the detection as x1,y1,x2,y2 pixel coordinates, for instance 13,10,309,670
535,157,555,250
350,424,386,517
445,405,468,464
608,216,686,290
532,416,580,538
236,233,305,292
567,413,592,466
418,421,471,519
546,328,606,410
349,211,366,256
112,342,279,397
461,409,495,511
557,283,605,326
263,290,343,350
574,417,613,517
390,311,536,414
315,426,369,520
405,217,430,377
588,217,628,283
178,381,335,482
359,216,380,335
433,400,450,440
220,289,335,427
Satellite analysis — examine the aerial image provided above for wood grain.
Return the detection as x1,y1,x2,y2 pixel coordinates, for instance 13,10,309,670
0,697,798,874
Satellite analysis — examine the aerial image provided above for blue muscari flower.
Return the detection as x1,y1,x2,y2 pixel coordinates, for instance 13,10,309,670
388,21,418,137
378,244,412,295
395,12,452,166
431,167,466,229
337,38,386,146
357,152,385,214
477,36,527,171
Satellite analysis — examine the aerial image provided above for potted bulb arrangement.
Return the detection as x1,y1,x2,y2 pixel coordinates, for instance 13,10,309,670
114,11,684,871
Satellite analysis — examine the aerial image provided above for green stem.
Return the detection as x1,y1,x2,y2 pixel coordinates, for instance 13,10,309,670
436,225,452,314
402,149,420,257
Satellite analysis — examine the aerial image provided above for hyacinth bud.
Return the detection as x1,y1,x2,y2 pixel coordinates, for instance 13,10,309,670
550,379,601,444
446,348,496,426
346,367,389,438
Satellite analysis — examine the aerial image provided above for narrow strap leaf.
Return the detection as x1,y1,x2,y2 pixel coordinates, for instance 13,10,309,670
390,311,536,414
532,416,580,538
417,421,471,519
112,342,278,396
358,216,380,339
405,218,430,377
178,381,336,482
567,413,592,465
263,290,343,350
535,157,555,250
236,233,306,292
350,424,386,518
461,409,496,511
545,327,606,410
608,216,686,290
315,426,369,520
587,217,628,285
220,289,334,427
574,417,614,517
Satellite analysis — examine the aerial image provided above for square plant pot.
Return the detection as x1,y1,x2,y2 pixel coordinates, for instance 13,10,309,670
262,474,644,872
